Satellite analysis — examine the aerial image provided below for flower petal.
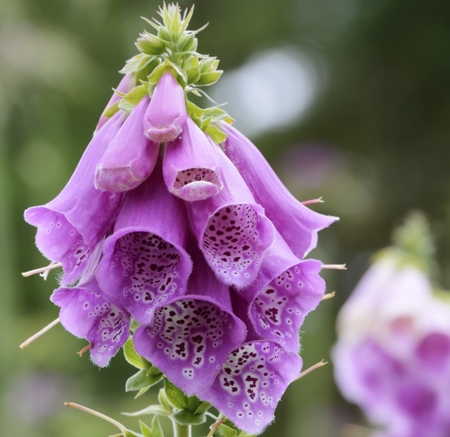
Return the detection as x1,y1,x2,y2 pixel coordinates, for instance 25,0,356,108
144,71,187,142
51,278,130,367
96,162,192,324
186,149,274,288
199,340,302,435
95,96,159,192
25,112,125,285
222,123,337,258
163,117,223,201
246,233,325,352
96,73,135,132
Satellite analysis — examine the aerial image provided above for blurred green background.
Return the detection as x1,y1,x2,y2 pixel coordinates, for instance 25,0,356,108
1,0,450,436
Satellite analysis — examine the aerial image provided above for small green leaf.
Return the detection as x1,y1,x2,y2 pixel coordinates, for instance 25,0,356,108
217,423,237,437
164,379,188,410
103,100,120,119
136,58,161,84
197,71,223,86
125,368,163,392
123,338,151,370
122,85,149,106
124,430,143,437
151,416,164,437
139,421,152,437
172,409,206,426
199,57,218,73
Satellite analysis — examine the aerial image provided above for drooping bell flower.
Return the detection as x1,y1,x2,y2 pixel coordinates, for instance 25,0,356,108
96,160,192,325
133,244,247,395
163,117,224,201
25,112,125,285
186,147,274,289
245,232,326,353
51,276,130,367
199,340,302,435
143,70,187,143
333,214,450,437
96,73,135,132
95,96,159,193
221,123,337,258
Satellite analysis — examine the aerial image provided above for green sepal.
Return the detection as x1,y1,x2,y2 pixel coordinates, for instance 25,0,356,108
184,57,201,84
123,338,151,370
136,57,162,84
199,57,219,73
125,367,164,393
103,100,121,119
163,379,188,410
158,387,173,413
178,33,196,53
204,124,227,144
121,53,150,74
136,34,166,56
122,404,171,418
197,71,223,86
186,101,205,121
139,421,152,437
172,409,206,426
122,85,149,106
148,59,187,89
150,416,164,437
124,430,144,437
193,400,212,416
130,318,140,332
217,418,257,437
157,26,174,45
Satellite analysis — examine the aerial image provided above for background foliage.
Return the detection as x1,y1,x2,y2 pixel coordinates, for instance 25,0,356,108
1,0,450,435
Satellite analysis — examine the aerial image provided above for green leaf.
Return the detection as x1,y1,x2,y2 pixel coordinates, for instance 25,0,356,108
136,58,161,84
125,368,163,392
151,416,164,437
148,59,187,89
197,71,223,86
102,100,120,119
217,423,238,437
172,409,206,426
139,421,152,437
124,430,143,437
164,379,187,410
123,338,150,369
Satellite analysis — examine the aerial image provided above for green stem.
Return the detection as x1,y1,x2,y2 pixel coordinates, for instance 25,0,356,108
172,420,192,437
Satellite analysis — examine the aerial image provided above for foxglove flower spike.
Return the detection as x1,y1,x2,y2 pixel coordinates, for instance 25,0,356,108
25,112,125,285
95,96,159,193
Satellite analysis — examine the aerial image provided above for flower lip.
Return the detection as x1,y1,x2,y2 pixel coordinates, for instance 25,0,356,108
51,277,130,368
144,70,187,143
199,340,302,435
163,117,224,202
